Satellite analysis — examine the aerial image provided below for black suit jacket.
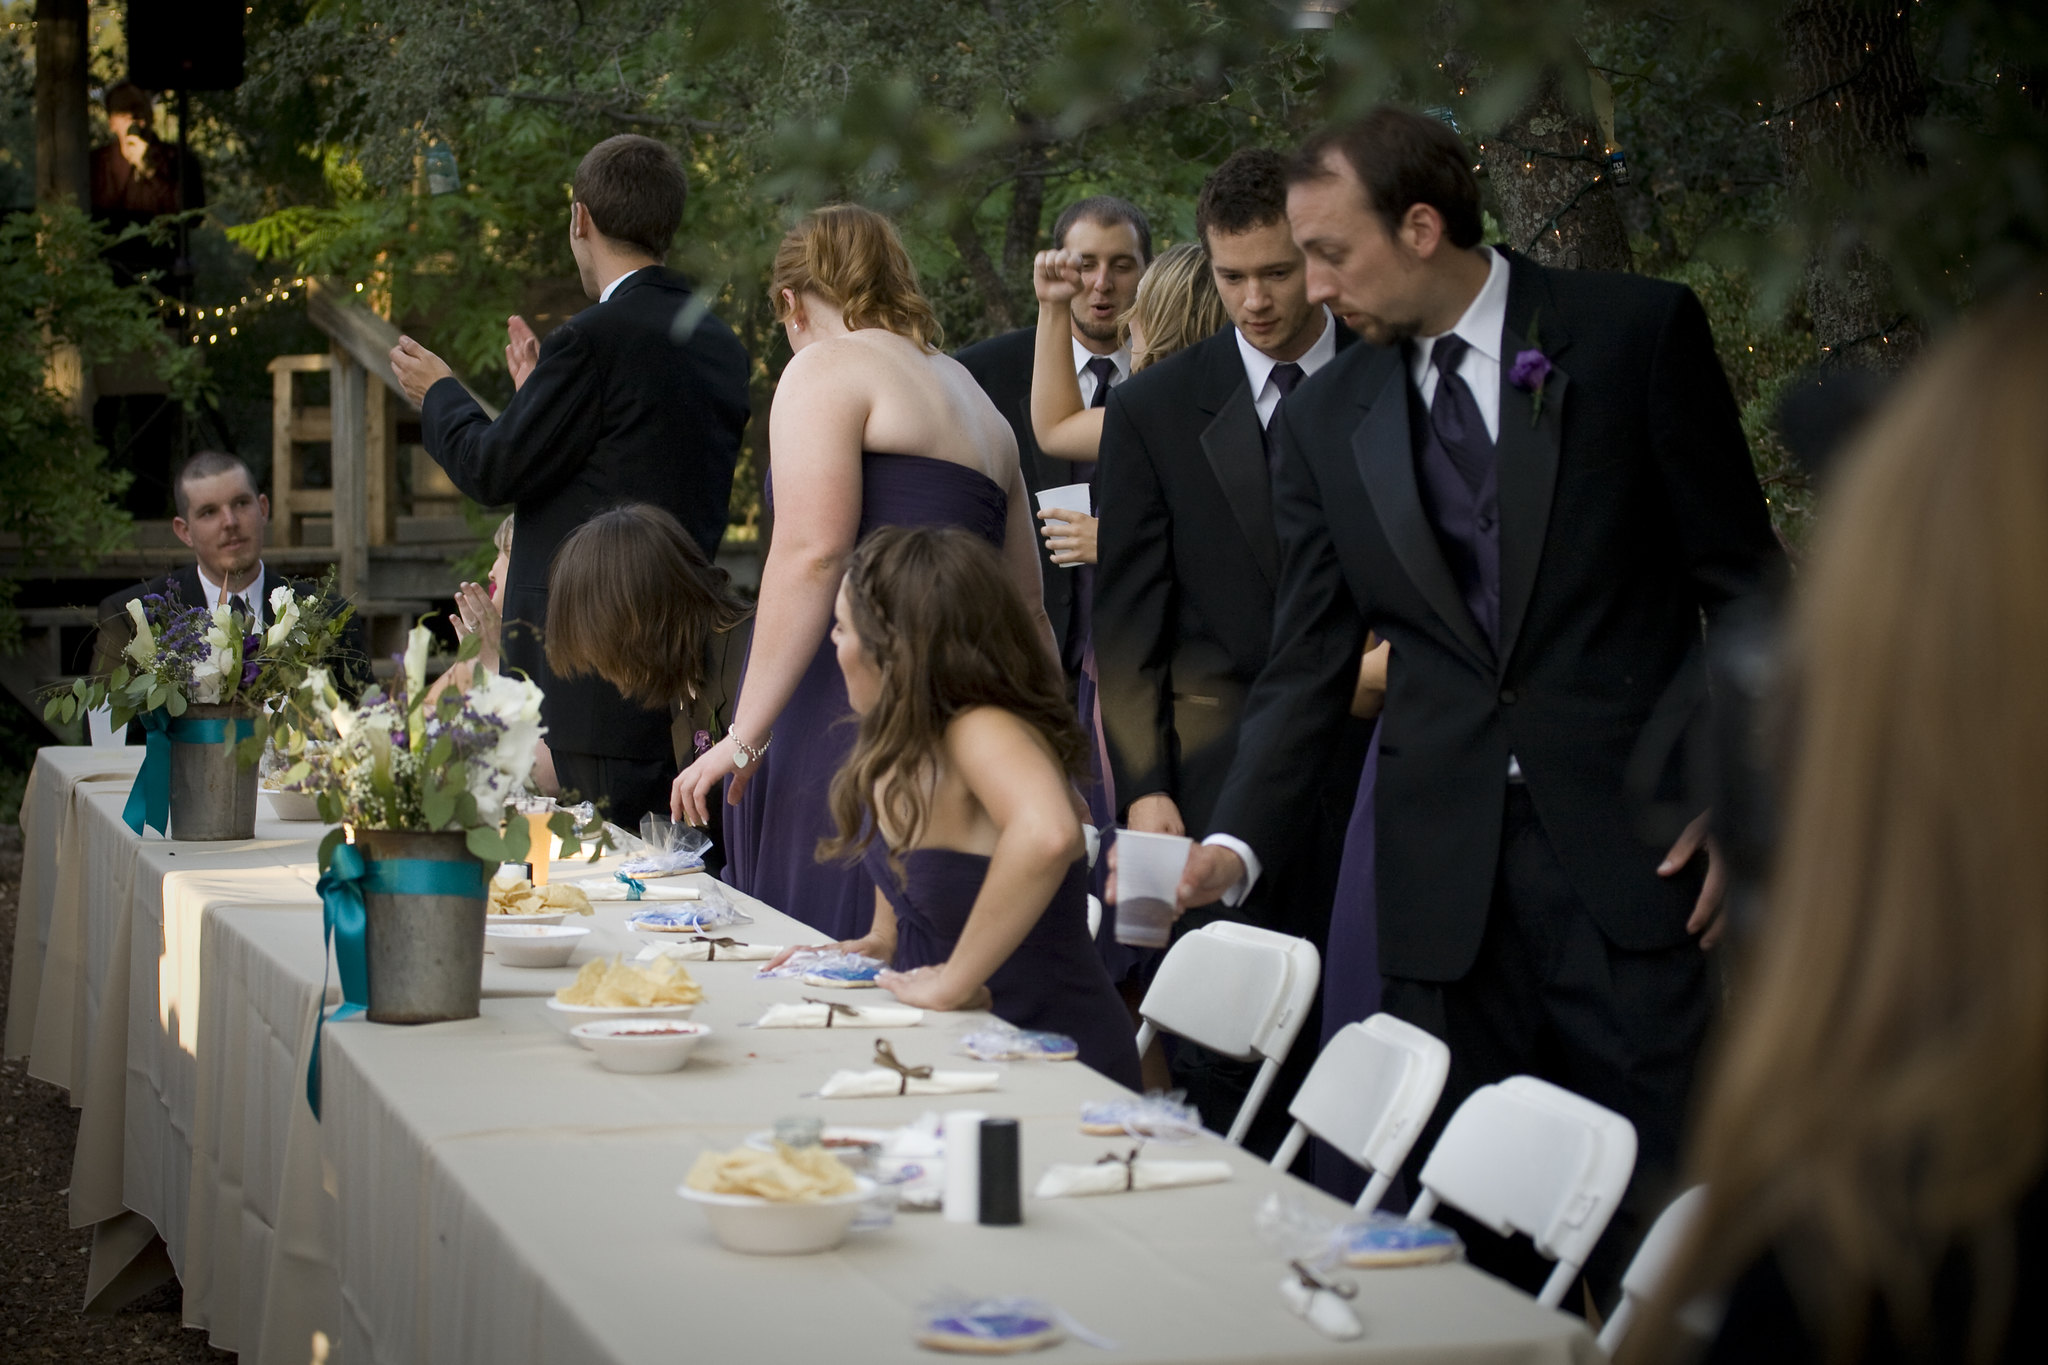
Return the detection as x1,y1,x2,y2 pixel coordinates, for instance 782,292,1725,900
954,327,1088,659
92,562,369,695
420,267,750,758
1094,321,1361,841
1210,253,1785,981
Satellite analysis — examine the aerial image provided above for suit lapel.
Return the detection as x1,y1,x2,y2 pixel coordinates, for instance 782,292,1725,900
173,563,204,610
1201,377,1279,588
1494,255,1571,673
1351,355,1495,669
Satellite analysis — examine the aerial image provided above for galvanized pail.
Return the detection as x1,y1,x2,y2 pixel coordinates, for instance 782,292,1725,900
167,703,260,841
357,829,487,1025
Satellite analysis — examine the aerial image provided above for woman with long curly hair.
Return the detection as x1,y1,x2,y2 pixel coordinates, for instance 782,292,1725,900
797,524,1141,1088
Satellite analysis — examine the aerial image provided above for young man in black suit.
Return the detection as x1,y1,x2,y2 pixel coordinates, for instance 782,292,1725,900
92,451,366,689
1177,108,1785,1289
954,197,1150,687
391,135,751,831
1093,149,1368,1152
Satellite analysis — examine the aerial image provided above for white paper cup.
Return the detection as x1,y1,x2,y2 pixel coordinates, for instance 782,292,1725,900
1035,482,1093,517
1114,830,1192,947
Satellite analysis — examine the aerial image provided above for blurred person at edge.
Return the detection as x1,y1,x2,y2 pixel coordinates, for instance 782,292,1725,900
426,514,559,797
1625,289,2048,1364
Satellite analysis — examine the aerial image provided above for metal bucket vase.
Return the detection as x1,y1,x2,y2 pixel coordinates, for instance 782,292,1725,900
167,703,260,841
356,829,488,1025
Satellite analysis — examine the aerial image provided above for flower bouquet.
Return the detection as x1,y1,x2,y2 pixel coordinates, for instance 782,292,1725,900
274,623,606,1038
44,579,356,840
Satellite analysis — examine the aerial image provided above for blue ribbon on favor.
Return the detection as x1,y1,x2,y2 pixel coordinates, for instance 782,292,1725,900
121,711,257,837
615,872,646,901
307,846,488,1119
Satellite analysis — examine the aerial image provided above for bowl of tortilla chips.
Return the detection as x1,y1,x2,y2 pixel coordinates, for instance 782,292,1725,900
546,955,703,1037
488,878,594,927
678,1142,876,1254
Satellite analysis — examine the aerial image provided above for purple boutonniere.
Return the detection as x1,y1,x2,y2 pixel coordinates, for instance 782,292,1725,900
693,728,713,757
1509,314,1553,427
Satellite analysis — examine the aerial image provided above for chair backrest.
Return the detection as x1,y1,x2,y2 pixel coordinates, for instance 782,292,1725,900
86,704,131,748
1287,1014,1449,1180
1137,921,1319,1064
1412,1076,1637,1305
1597,1185,1709,1355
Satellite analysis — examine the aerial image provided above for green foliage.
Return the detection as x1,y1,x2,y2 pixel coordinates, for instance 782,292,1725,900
0,207,210,646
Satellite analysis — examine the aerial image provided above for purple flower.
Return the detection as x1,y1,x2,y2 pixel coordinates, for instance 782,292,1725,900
242,660,261,686
694,729,712,756
244,633,262,655
1509,348,1553,393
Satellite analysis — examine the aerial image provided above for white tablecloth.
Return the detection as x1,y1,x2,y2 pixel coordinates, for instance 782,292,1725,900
7,747,1598,1365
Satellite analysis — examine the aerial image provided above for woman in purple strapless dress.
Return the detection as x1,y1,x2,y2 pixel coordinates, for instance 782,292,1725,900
792,524,1140,1089
672,207,1057,942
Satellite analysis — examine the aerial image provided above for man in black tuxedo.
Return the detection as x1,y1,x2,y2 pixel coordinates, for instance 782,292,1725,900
92,451,366,688
955,197,1150,687
1094,149,1369,1151
1177,108,1785,1289
391,135,751,830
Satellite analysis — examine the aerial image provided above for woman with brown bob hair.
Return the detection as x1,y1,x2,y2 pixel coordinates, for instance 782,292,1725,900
781,525,1139,1086
673,205,1052,943
1626,288,2048,1362
545,503,752,782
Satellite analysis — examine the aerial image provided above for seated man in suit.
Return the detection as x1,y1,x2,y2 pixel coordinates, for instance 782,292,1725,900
955,196,1151,687
1093,149,1370,1155
389,134,752,831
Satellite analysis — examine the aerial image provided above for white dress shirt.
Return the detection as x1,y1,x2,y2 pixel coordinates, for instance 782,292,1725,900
1073,336,1132,407
197,563,266,617
1234,306,1339,428
598,266,645,304
1207,249,1514,903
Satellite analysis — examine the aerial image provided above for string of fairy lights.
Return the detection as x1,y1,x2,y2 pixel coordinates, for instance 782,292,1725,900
148,277,372,346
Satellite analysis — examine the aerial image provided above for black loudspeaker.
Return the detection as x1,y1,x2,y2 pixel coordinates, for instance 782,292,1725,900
127,0,246,92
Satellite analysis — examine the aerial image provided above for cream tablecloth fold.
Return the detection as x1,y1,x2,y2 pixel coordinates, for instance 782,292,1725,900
1034,1158,1234,1198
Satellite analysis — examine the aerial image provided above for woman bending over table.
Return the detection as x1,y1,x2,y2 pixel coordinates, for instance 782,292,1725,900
786,524,1142,1089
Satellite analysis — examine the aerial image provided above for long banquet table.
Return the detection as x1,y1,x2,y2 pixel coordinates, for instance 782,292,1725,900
6,746,1598,1365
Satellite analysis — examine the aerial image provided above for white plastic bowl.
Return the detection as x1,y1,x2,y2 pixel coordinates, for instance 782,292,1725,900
545,998,698,1038
487,910,567,927
571,1018,711,1073
263,789,323,821
485,923,589,968
677,1177,876,1255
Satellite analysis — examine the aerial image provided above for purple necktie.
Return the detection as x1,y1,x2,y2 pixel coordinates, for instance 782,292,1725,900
1427,334,1493,493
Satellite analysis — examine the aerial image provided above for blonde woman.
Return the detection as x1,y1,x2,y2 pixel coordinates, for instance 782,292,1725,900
1627,289,2048,1362
670,205,1051,940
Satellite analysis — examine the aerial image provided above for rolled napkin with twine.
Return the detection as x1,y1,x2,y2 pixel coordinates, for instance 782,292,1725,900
636,939,780,963
756,999,924,1028
820,1039,998,1097
1032,1151,1233,1198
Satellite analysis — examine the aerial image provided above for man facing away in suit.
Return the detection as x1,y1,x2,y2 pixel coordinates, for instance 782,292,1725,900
1093,149,1370,1154
954,197,1150,686
389,134,751,831
1173,108,1785,1291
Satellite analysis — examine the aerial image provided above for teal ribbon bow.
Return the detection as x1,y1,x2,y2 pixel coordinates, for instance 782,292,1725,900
615,872,646,901
307,846,488,1119
122,710,256,837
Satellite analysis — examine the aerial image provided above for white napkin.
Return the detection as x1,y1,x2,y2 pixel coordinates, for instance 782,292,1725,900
819,1068,999,1099
1032,1159,1233,1198
636,941,780,963
579,880,702,902
756,1002,923,1028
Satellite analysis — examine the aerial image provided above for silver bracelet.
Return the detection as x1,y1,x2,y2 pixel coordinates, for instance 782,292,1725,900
732,729,771,769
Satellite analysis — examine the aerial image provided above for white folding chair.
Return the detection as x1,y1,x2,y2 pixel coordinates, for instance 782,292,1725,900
1406,1075,1638,1308
1268,1013,1451,1211
86,703,134,747
1133,921,1320,1146
1597,1184,1708,1355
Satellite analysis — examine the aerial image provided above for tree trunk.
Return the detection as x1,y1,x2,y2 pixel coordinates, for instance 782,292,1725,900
1777,0,1926,369
34,0,89,209
950,214,1016,336
1002,128,1048,280
1478,66,1633,272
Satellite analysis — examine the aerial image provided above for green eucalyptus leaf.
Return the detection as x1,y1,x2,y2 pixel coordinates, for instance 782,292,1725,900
317,827,346,874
